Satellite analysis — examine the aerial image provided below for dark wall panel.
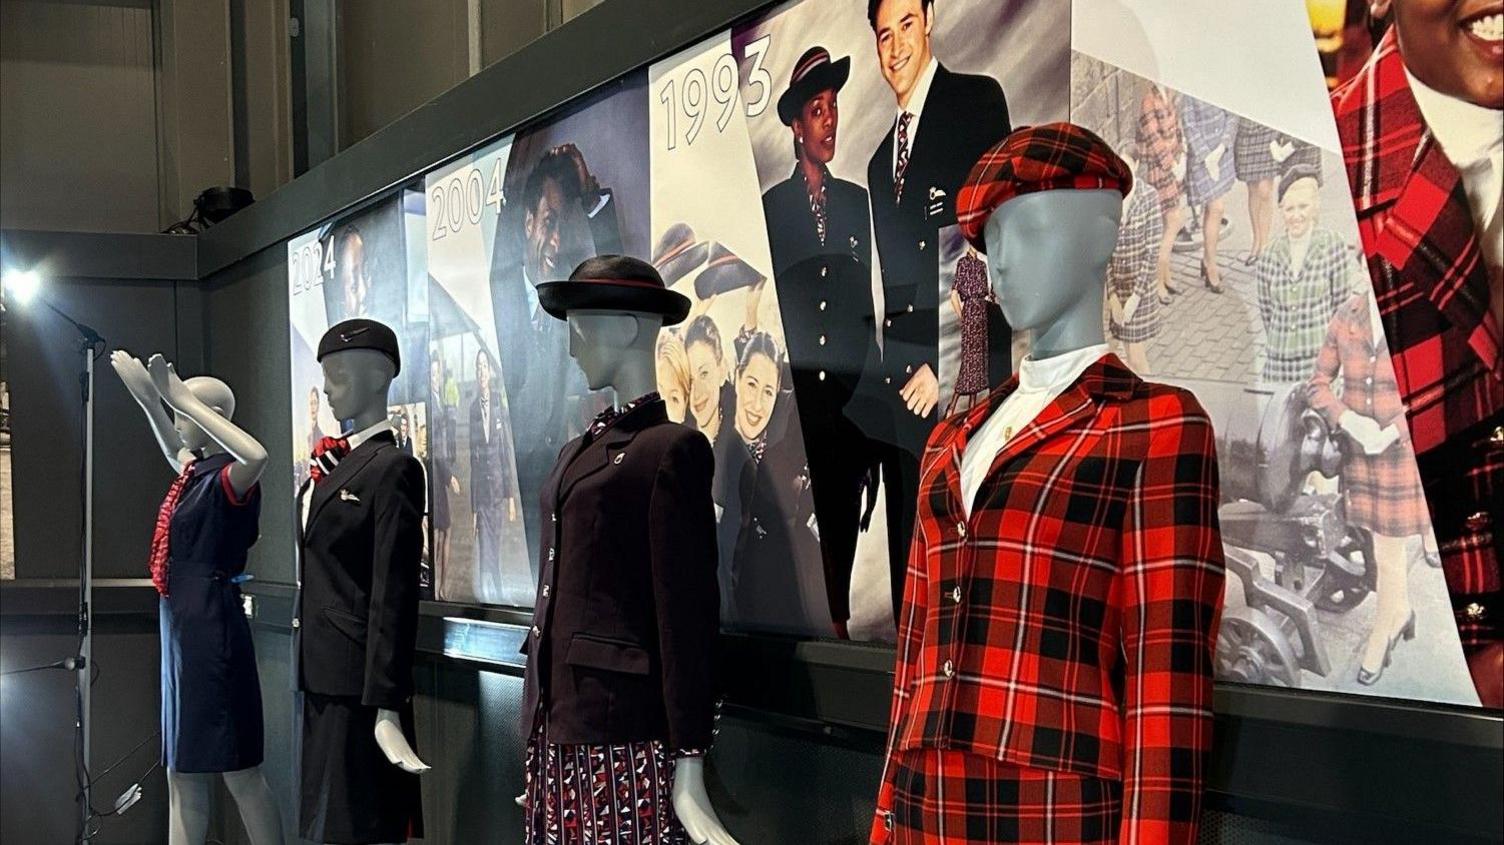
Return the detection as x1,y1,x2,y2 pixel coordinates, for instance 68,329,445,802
203,246,297,585
6,276,203,579
0,605,167,845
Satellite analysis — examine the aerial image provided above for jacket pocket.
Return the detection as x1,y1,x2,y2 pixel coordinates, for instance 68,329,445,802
321,606,367,645
564,634,650,676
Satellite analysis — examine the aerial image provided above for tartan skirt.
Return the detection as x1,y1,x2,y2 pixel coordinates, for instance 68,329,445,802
1233,118,1279,182
1342,439,1429,538
523,712,688,845
884,749,1121,845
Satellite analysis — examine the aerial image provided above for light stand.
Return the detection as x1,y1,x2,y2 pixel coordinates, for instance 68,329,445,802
3,269,110,843
22,291,104,843
53,304,103,845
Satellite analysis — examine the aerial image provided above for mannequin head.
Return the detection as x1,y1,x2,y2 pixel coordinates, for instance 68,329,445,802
982,189,1122,357
566,309,663,396
321,348,395,431
174,376,236,453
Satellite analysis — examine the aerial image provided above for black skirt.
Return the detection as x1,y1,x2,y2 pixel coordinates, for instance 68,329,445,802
300,693,424,844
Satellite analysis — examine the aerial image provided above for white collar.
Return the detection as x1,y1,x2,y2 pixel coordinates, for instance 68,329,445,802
1016,343,1110,394
897,57,939,121
1405,70,1503,166
345,419,393,450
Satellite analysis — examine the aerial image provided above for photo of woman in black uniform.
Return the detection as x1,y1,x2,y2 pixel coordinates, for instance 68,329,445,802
761,45,878,639
721,331,826,634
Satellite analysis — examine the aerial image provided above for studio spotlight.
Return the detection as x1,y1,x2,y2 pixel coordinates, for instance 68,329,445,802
2,268,41,305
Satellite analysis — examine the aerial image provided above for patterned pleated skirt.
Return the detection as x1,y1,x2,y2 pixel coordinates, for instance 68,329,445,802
523,712,688,845
885,749,1121,845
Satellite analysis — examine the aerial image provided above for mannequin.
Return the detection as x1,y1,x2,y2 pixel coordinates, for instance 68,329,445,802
520,255,738,845
317,347,430,776
109,351,284,845
295,320,426,845
567,309,737,845
872,125,1224,844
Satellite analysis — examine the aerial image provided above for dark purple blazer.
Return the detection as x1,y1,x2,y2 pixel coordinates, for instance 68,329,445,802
521,399,720,749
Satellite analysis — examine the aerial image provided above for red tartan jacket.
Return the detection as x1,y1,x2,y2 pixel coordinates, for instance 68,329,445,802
1331,29,1503,602
872,354,1224,844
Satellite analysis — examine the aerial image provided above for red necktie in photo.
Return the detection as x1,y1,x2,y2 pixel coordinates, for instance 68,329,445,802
148,460,196,597
310,436,351,484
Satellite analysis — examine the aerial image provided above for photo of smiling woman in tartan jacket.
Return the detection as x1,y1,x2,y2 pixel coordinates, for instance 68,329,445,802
1328,0,1503,707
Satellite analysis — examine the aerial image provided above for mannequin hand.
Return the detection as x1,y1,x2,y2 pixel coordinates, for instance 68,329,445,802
450,476,462,495
1174,155,1188,183
110,350,158,401
900,365,939,419
1107,295,1125,326
948,287,963,319
515,792,527,807
147,354,196,411
672,757,740,845
1121,292,1141,324
1270,137,1295,163
374,708,430,773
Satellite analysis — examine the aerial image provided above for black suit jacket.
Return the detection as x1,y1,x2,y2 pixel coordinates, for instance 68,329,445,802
294,431,425,710
521,400,720,749
865,63,1012,452
762,170,878,437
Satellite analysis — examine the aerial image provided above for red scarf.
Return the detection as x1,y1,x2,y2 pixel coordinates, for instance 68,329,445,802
149,461,195,597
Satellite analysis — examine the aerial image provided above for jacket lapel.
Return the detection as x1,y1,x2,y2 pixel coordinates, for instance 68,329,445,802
556,400,669,506
305,436,387,534
1345,29,1501,380
961,354,1136,517
1374,136,1500,378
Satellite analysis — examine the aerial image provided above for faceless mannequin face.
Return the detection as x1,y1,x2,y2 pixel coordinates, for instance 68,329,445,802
566,310,663,393
174,376,236,454
983,189,1122,337
321,348,396,424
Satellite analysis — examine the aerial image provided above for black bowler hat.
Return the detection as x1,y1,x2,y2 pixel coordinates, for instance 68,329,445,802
776,46,850,126
537,254,693,325
318,318,402,375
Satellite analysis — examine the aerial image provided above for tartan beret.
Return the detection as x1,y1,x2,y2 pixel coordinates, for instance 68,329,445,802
956,122,1133,252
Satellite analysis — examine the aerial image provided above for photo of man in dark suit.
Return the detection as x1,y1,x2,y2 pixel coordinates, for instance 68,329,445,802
468,349,511,601
488,147,596,572
863,0,1012,620
761,46,879,639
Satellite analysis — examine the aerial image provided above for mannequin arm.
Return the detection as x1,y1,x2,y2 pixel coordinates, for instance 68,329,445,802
374,708,429,773
672,756,740,845
1118,399,1224,844
147,355,267,496
109,350,188,471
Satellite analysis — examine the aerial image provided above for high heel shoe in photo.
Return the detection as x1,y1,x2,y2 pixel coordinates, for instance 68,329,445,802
1200,261,1224,294
1357,610,1417,686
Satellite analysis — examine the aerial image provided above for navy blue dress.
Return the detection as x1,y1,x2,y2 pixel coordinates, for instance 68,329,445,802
159,453,265,773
